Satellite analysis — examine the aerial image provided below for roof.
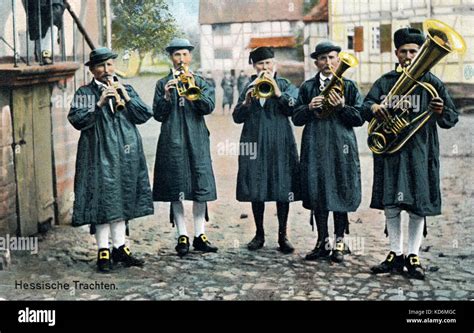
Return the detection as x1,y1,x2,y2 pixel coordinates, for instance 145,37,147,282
303,0,328,22
199,0,304,25
248,36,297,49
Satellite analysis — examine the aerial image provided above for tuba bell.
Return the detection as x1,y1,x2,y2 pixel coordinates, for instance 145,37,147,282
174,62,201,101
251,71,276,99
367,19,466,155
316,51,359,119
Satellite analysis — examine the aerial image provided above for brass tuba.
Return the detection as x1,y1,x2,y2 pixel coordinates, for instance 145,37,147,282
174,62,201,101
251,71,276,99
367,19,466,154
316,52,359,118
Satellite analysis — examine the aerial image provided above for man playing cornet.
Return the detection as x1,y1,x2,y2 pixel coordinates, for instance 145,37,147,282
293,42,364,263
68,47,154,273
153,38,218,258
233,47,300,254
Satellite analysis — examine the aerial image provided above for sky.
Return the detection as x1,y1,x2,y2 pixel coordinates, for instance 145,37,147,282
167,0,200,32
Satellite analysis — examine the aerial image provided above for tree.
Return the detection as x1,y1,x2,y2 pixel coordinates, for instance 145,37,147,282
111,0,180,74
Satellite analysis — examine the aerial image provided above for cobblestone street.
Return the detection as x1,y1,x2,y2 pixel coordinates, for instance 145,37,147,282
0,76,472,301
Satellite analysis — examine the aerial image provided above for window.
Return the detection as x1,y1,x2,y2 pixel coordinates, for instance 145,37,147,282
347,26,354,50
214,48,232,59
370,25,380,53
212,24,231,35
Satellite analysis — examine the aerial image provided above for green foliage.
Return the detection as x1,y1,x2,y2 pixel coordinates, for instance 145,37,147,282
111,0,181,57
303,0,320,14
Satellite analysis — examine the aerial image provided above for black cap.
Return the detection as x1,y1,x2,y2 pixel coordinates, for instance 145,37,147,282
165,37,195,54
394,28,425,49
85,47,118,67
249,47,274,64
310,41,341,59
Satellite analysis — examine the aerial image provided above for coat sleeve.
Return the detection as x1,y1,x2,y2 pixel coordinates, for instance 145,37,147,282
292,82,314,126
123,85,153,124
68,87,97,131
337,80,364,127
430,76,459,129
153,79,173,122
193,76,215,116
276,79,299,116
232,83,254,124
361,78,384,122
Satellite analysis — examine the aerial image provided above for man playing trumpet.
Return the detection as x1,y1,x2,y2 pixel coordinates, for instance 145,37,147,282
293,42,364,263
233,47,300,254
153,38,218,258
68,47,154,272
363,27,459,280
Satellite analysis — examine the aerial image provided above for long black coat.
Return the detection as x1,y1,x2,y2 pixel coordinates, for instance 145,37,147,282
233,75,300,202
362,71,458,216
292,74,364,212
68,81,154,226
25,0,65,41
152,72,217,202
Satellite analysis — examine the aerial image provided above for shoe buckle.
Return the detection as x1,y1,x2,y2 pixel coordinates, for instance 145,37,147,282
178,236,188,244
123,246,131,256
200,234,209,242
409,256,420,266
335,242,344,251
387,253,395,262
99,250,110,260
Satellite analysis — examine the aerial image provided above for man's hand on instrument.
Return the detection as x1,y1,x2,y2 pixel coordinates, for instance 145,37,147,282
309,96,324,111
164,79,178,101
243,87,254,106
429,97,444,115
115,82,131,102
328,90,345,110
371,103,389,122
97,87,117,108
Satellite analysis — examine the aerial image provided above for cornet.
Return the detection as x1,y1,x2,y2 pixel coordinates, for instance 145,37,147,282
251,71,276,99
174,62,201,101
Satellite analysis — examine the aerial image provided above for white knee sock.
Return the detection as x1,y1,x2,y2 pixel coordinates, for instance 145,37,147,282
110,220,126,249
193,202,206,237
408,212,424,256
95,224,110,249
41,26,57,53
172,201,188,237
384,207,403,256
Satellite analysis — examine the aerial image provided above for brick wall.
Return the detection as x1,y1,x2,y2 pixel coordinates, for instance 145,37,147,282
0,90,17,237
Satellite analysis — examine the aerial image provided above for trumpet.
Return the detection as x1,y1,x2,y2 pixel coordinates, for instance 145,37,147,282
105,75,126,112
316,52,358,119
367,19,466,154
251,71,276,99
174,62,201,101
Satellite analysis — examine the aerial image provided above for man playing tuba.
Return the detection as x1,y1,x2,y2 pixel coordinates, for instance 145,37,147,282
293,41,364,264
362,27,459,280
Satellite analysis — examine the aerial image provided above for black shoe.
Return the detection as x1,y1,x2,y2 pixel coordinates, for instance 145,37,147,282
331,241,346,263
370,251,405,274
175,235,190,257
97,248,112,273
247,235,265,251
278,236,295,254
305,241,331,261
112,245,144,267
193,234,218,253
405,254,425,280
